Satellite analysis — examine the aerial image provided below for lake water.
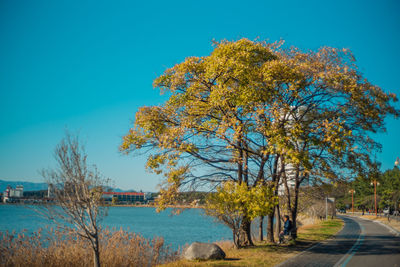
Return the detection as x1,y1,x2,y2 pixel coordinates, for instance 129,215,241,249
0,205,233,249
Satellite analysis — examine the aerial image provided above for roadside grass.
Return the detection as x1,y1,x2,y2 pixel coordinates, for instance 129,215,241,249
298,219,344,242
159,218,343,267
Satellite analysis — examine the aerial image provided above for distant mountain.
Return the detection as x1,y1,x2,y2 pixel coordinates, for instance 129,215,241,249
0,179,135,193
104,186,137,193
0,179,48,192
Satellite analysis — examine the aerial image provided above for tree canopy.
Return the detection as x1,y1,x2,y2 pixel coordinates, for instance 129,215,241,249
347,166,400,212
122,38,397,189
121,38,399,245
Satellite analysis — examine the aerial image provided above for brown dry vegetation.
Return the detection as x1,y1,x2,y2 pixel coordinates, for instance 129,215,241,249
0,227,179,267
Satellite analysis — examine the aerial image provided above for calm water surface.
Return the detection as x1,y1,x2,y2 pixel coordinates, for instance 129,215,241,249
0,205,232,249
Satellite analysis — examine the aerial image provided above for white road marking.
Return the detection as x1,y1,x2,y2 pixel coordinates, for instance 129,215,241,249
333,218,365,267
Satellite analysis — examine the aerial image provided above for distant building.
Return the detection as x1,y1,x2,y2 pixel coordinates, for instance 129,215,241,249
277,106,309,195
3,185,23,203
102,192,145,204
14,185,24,197
278,161,296,195
47,184,55,198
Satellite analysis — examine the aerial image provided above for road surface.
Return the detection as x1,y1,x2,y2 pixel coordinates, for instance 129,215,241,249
277,215,400,267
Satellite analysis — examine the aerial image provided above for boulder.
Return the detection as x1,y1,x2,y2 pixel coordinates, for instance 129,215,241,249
182,242,226,260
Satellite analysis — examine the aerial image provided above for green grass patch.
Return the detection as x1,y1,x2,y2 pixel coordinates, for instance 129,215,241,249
297,218,343,243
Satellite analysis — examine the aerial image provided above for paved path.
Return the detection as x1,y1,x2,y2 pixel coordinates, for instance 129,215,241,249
277,215,400,267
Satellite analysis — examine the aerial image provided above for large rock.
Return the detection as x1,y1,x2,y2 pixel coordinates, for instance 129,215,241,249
183,242,226,260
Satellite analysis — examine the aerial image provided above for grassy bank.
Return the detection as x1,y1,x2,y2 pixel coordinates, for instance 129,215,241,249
161,218,343,267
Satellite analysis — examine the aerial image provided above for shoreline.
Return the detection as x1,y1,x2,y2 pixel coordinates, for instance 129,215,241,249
110,204,204,209
0,202,204,209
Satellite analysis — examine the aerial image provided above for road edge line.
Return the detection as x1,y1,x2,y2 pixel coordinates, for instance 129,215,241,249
374,220,400,237
333,217,364,267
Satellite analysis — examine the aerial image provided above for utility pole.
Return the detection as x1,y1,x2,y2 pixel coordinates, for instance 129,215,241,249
326,197,328,220
370,157,380,217
371,180,379,216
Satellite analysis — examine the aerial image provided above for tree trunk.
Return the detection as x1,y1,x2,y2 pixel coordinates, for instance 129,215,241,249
259,216,264,241
291,208,297,239
238,217,254,247
93,236,101,267
266,209,275,243
237,141,243,184
233,228,240,249
290,181,300,239
275,204,281,239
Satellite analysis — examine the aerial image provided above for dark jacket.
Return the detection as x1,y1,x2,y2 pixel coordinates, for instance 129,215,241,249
283,219,292,235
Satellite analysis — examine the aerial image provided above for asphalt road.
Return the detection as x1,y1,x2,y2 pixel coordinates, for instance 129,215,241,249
277,215,400,267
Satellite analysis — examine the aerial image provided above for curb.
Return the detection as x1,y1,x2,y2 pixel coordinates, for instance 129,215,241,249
374,220,400,237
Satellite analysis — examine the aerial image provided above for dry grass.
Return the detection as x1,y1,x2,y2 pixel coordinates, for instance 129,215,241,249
160,218,343,267
0,227,179,267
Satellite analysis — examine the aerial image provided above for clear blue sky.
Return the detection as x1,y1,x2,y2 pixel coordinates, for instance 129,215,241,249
1,0,399,191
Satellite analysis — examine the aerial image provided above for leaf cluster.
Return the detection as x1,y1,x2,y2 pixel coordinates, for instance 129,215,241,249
205,181,277,226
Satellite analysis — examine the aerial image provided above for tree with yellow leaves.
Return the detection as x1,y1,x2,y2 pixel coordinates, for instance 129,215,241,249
122,39,281,246
205,181,277,248
121,38,398,245
263,46,398,239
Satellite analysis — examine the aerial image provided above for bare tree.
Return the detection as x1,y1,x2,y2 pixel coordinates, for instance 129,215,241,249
41,133,110,267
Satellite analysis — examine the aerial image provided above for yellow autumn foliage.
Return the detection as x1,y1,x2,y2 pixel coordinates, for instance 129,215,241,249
120,38,399,227
205,181,277,222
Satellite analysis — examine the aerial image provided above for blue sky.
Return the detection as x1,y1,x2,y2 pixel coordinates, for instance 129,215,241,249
1,0,399,191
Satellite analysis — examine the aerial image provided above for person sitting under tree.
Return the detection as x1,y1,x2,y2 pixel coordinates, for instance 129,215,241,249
279,215,293,244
